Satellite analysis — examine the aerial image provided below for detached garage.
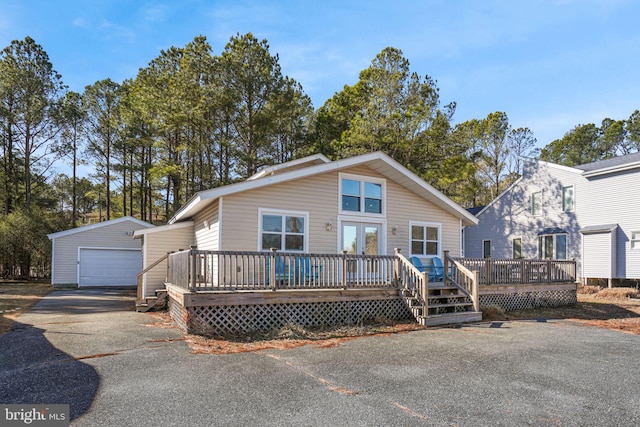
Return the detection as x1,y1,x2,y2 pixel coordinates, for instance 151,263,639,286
48,216,154,288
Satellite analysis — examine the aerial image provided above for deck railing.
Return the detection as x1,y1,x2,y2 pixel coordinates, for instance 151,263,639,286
166,248,577,293
456,258,576,285
444,251,480,311
168,247,397,291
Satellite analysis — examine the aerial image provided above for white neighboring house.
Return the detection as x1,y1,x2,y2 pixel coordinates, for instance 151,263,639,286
464,151,640,286
48,216,154,288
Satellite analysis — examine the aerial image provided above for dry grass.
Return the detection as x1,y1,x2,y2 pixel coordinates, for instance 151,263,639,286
484,286,640,335
0,282,52,334
185,319,424,355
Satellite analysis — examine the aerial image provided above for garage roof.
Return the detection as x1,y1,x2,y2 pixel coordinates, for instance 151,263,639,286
48,216,154,240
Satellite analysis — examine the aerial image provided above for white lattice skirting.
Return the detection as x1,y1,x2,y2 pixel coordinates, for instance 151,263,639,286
480,289,576,311
169,297,413,336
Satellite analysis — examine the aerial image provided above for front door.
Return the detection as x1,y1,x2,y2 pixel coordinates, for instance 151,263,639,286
341,222,383,281
341,222,381,255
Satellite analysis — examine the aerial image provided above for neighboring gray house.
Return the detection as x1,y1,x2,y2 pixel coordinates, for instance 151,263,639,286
464,151,640,286
48,216,154,288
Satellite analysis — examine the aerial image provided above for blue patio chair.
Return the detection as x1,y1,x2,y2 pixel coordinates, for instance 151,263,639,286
411,256,428,272
295,256,322,284
431,256,445,282
411,256,442,282
265,256,291,284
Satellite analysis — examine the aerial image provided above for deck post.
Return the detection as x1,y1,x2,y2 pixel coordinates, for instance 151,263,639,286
270,248,277,291
190,245,197,290
394,248,401,287
342,250,348,289
443,250,449,284
472,270,480,312
485,257,493,285
421,271,429,317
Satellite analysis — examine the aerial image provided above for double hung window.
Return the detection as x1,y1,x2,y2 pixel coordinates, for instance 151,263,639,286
512,237,522,259
260,210,308,252
410,222,440,256
562,186,574,212
631,231,640,250
531,191,542,216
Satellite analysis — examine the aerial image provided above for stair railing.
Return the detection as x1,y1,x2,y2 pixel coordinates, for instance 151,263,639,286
444,250,479,312
394,248,429,319
137,252,170,303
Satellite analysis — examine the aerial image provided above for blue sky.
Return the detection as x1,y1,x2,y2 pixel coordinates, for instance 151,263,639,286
1,0,639,149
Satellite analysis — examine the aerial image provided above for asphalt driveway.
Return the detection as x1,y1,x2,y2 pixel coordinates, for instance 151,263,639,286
1,289,639,426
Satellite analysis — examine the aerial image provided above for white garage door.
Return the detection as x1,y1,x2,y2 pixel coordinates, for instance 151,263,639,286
79,248,142,287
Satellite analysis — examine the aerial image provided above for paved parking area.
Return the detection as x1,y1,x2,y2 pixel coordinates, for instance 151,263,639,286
1,289,639,426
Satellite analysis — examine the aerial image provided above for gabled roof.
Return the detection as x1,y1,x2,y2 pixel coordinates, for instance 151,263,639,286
468,176,523,219
48,216,154,240
132,221,194,238
575,151,640,177
248,154,331,180
169,151,479,226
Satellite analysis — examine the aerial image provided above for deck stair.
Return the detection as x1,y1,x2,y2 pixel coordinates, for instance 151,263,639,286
136,289,168,313
401,282,482,327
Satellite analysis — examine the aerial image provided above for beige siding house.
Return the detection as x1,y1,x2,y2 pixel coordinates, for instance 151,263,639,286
48,216,154,288
136,151,478,299
133,221,194,297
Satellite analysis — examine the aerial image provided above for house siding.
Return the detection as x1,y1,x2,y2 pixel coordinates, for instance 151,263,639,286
218,165,463,256
464,161,584,268
51,219,149,285
466,157,640,282
580,169,640,279
194,200,219,250
141,224,194,297
582,232,614,279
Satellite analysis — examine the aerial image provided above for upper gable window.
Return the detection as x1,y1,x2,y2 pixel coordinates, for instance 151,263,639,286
562,186,574,212
340,174,385,215
531,191,542,216
632,231,640,250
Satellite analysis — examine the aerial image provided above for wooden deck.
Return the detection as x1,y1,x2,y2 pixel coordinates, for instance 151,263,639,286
147,249,577,334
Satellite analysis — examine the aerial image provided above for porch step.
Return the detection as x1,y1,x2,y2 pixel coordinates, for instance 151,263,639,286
136,289,168,313
422,311,483,327
400,284,481,327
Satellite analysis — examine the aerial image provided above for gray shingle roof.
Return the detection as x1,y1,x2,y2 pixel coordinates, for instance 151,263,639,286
574,151,640,172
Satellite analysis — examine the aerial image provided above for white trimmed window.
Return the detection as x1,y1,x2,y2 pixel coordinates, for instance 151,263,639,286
531,191,542,216
259,209,308,252
512,237,522,259
562,185,574,212
538,234,567,259
632,231,640,250
410,222,441,256
483,240,491,258
340,173,385,216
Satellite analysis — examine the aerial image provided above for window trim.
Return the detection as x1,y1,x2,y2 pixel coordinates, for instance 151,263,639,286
538,233,568,260
512,237,522,259
562,185,574,212
631,231,640,250
531,191,542,216
482,239,492,258
339,173,386,217
258,208,309,252
409,221,441,257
